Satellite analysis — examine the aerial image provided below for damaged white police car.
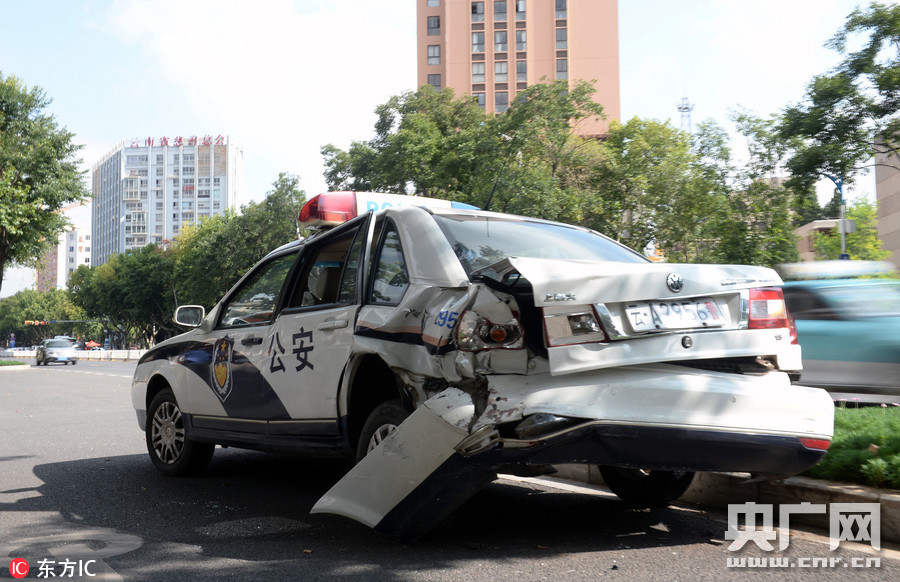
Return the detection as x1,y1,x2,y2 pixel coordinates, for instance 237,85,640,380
132,191,834,540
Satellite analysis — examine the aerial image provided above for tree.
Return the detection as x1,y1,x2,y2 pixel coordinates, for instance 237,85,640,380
589,117,721,261
813,198,891,261
69,245,177,347
0,74,87,294
780,2,900,190
0,288,92,347
708,112,799,266
320,80,606,224
322,85,489,199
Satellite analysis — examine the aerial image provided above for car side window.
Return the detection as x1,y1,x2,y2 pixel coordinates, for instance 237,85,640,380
218,252,298,328
783,288,836,320
370,221,409,305
287,224,364,309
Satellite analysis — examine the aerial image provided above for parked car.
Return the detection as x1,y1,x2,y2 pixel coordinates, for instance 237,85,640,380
132,191,834,540
779,261,900,400
36,339,78,366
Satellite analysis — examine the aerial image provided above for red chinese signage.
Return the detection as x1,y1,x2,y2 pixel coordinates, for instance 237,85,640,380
129,134,226,148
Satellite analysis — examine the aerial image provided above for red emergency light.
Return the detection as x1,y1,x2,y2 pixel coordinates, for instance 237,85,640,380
298,192,359,226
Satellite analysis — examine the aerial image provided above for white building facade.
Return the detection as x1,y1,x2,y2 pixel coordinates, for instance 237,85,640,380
91,134,244,266
36,228,92,292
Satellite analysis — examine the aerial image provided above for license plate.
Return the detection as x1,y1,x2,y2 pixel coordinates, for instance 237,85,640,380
625,298,725,332
58,357,68,361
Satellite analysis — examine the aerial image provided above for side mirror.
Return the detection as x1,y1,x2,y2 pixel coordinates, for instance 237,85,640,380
175,305,206,328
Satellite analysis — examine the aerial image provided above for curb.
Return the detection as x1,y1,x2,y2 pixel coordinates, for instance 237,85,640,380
552,464,900,544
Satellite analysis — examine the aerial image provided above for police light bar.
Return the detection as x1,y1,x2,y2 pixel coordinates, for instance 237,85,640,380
776,260,898,281
298,191,478,227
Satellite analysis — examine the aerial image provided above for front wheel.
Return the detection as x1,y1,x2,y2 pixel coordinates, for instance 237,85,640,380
598,466,695,507
146,388,214,476
356,400,409,462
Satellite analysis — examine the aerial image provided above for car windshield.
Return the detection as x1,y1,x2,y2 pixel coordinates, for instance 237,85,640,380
818,281,900,318
46,340,73,348
432,214,647,274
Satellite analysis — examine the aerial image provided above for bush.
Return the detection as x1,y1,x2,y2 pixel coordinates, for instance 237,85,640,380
804,406,900,489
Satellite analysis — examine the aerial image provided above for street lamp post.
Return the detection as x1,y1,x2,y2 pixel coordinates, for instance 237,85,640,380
822,173,849,259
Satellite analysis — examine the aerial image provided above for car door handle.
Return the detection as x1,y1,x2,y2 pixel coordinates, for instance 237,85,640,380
241,336,264,346
318,319,349,331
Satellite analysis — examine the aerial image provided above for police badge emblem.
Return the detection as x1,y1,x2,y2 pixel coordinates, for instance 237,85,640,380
211,337,234,401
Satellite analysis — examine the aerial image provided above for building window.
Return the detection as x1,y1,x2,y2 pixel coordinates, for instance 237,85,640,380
494,1,507,21
517,60,527,81
555,0,566,19
515,30,526,50
428,74,441,90
494,30,507,51
471,1,484,21
495,92,509,113
474,93,486,109
556,58,568,80
472,62,486,83
427,15,440,36
495,61,508,82
427,0,440,6
556,28,567,49
472,31,485,52
427,44,441,65
516,0,526,20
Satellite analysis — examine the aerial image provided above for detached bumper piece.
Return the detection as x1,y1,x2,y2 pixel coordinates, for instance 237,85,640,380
313,393,828,541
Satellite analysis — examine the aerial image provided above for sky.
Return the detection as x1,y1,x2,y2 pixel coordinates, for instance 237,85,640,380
0,0,883,297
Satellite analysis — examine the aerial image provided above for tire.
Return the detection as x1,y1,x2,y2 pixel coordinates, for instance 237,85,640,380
356,400,409,462
598,466,695,507
146,388,214,476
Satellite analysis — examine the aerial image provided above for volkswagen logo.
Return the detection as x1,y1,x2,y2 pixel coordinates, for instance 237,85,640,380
666,273,684,293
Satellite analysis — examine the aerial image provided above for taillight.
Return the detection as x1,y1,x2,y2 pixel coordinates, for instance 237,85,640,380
544,307,609,347
800,438,831,451
457,311,524,351
748,288,795,342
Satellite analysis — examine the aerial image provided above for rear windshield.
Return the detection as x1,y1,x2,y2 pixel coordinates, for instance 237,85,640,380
432,214,647,274
46,340,73,348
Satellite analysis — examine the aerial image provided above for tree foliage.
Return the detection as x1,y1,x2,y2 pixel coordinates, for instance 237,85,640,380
780,1,900,187
813,198,891,261
68,245,176,347
0,288,93,348
0,73,87,294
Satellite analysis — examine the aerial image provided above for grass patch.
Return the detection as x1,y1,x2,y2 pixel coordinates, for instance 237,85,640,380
804,406,900,490
0,359,28,366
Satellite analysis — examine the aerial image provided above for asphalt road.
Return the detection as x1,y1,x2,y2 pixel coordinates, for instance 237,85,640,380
1,359,898,581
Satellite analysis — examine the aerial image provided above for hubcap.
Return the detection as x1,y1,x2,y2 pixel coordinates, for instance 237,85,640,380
366,423,398,454
151,401,185,464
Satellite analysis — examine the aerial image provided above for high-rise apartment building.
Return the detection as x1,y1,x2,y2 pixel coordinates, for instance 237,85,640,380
91,135,244,266
36,228,92,292
417,0,620,137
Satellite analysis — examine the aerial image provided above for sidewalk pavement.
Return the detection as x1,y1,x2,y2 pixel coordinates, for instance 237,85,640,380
553,464,900,544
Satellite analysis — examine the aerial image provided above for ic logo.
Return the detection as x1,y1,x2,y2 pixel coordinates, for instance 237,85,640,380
666,273,684,293
9,559,29,579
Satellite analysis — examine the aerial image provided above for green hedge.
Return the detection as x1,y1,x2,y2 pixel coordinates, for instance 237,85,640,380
804,406,900,490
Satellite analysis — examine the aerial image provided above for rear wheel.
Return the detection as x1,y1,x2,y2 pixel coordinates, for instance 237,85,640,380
598,466,695,507
146,388,214,476
356,400,409,462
